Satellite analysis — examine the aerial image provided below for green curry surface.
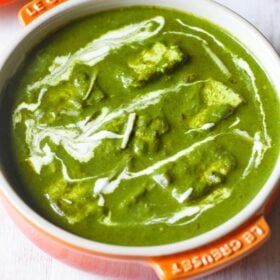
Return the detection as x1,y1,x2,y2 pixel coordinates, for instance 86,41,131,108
4,7,280,246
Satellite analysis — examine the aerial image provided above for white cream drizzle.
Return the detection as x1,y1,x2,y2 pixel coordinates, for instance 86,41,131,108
176,19,225,48
101,187,231,226
233,128,254,142
25,119,123,172
169,20,271,178
45,193,65,217
98,195,105,207
93,134,218,195
185,122,215,135
21,81,205,174
25,140,97,182
233,57,271,176
164,187,231,225
55,156,97,183
93,127,257,197
172,188,193,203
28,16,165,90
26,143,55,174
13,88,47,126
152,174,169,188
243,132,267,178
121,113,136,149
76,81,200,136
233,57,271,145
81,70,98,101
203,45,231,78
229,117,241,128
163,31,208,45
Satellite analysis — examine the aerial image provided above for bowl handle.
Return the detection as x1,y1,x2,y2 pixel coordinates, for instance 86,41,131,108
18,0,67,26
151,216,270,280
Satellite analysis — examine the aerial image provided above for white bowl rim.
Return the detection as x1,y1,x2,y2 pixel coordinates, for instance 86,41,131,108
0,0,279,257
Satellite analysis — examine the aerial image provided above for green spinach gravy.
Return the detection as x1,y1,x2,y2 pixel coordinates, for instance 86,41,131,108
8,7,280,246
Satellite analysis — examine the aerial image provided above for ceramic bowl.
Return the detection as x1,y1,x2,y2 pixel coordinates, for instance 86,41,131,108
0,0,279,279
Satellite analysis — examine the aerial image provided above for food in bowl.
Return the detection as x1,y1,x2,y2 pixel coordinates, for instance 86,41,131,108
4,6,279,246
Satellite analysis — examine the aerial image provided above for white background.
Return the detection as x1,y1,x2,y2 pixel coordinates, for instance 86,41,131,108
0,0,279,279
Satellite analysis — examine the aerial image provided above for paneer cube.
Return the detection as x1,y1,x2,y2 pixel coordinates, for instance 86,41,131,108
129,42,186,87
203,80,243,107
167,143,236,202
189,80,244,128
45,179,99,224
190,145,236,200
